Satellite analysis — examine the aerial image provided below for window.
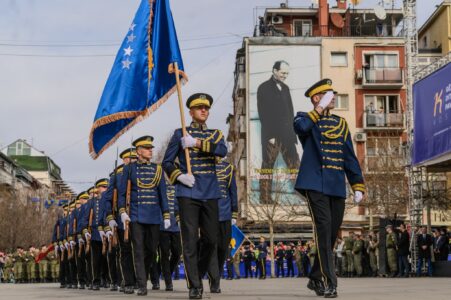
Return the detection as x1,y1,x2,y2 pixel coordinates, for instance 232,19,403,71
364,95,400,114
331,52,348,67
7,145,16,156
293,20,312,36
364,53,399,68
335,94,349,110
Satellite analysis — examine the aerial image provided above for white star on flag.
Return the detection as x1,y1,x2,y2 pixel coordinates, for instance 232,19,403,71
123,46,133,56
129,23,136,31
127,33,136,43
122,59,132,69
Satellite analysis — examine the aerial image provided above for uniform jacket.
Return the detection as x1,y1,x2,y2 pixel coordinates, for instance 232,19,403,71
216,160,238,222
160,182,180,232
162,122,227,200
104,171,123,229
118,161,169,224
80,198,103,242
293,110,365,198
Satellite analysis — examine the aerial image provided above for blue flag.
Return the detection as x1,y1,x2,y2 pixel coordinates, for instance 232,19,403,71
44,199,55,209
57,199,68,207
89,0,186,158
230,224,245,257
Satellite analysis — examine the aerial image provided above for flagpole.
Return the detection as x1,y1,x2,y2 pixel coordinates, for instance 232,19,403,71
173,62,192,175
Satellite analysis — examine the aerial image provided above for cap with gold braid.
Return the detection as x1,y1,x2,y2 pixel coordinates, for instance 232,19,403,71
132,136,154,149
95,178,109,188
109,164,124,177
69,200,76,209
76,191,90,200
186,93,213,109
304,78,338,98
87,186,96,195
120,148,137,159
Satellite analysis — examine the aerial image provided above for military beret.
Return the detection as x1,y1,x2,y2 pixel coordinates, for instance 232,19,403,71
304,78,338,98
120,147,137,159
132,136,154,148
186,93,213,109
95,178,109,188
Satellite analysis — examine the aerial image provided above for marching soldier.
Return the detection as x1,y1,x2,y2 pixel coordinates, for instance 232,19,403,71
81,181,109,291
75,192,90,289
294,79,365,298
67,201,78,288
52,205,68,288
156,180,181,292
204,158,238,293
386,225,398,277
105,148,138,294
162,93,227,299
118,136,171,296
83,187,96,290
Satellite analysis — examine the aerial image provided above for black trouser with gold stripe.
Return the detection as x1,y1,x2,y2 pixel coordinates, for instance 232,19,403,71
107,243,118,286
117,228,135,287
305,190,345,287
90,240,103,286
178,197,219,289
130,222,160,289
75,244,86,285
206,220,231,289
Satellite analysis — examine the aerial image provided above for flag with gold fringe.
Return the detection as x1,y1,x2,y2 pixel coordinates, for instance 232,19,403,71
89,0,186,159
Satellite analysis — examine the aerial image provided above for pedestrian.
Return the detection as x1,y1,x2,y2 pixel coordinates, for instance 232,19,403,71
275,242,285,278
285,244,295,277
344,232,355,277
435,228,449,261
397,224,410,277
162,93,227,299
294,78,365,298
243,245,254,278
416,226,433,277
334,238,345,277
294,242,303,277
232,247,241,279
256,236,267,279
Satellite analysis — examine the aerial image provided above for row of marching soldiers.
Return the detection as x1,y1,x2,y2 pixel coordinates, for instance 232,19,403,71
52,93,237,299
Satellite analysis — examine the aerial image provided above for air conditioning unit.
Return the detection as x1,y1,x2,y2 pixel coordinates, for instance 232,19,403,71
356,69,363,79
272,15,283,24
354,132,367,142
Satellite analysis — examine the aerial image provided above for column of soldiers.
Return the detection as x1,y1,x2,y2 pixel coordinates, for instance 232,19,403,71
50,93,237,299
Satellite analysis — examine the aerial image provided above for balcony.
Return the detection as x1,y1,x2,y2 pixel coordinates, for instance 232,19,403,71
364,112,404,130
361,67,403,88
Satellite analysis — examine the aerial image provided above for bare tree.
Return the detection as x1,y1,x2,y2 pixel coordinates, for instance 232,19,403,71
245,143,309,277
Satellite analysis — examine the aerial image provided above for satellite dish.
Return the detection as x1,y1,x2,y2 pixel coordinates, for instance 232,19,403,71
374,5,387,20
331,13,345,29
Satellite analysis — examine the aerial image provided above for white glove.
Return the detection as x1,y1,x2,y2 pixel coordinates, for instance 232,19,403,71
60,244,65,251
181,134,197,149
99,230,106,240
231,218,237,226
54,248,58,257
121,213,131,230
354,191,363,204
78,238,84,244
164,219,171,230
84,232,91,240
64,242,69,249
109,220,118,229
269,138,275,145
70,241,76,247
318,91,334,109
177,173,195,187
105,231,113,239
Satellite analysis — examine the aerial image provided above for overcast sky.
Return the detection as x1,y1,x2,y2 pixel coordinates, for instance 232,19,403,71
0,0,442,193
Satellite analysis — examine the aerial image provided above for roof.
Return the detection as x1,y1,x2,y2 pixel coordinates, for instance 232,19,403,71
418,1,451,36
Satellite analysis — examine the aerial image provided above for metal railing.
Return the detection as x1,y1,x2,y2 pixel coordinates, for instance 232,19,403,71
364,112,405,129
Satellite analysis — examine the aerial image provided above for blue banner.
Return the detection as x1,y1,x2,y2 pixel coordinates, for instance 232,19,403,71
57,199,68,207
230,225,245,257
89,0,185,158
44,199,55,209
413,63,451,165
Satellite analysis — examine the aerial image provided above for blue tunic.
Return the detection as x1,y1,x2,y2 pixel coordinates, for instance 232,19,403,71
216,161,238,222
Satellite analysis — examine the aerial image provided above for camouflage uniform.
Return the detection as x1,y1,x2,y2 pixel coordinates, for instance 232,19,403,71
352,238,363,276
308,244,317,269
25,251,37,283
13,251,26,283
386,232,398,276
343,236,354,276
47,251,60,282
368,236,379,276
38,251,49,282
3,255,14,283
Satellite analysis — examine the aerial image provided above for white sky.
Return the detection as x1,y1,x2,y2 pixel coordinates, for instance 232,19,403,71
0,0,443,193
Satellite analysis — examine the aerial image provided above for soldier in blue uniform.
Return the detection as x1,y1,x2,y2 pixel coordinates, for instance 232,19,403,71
67,200,78,289
155,180,181,292
75,191,90,290
52,205,68,288
81,180,109,291
293,79,365,298
162,93,227,299
83,186,96,290
205,158,238,293
63,202,74,288
118,136,170,296
104,148,138,294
